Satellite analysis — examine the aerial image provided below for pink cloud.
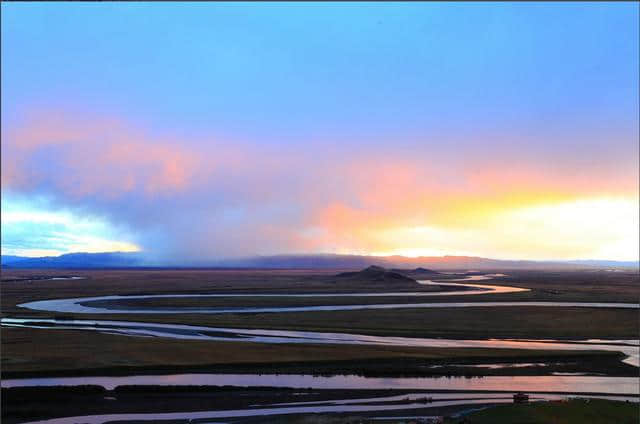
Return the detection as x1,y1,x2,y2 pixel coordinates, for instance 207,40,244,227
2,107,637,259
3,110,205,197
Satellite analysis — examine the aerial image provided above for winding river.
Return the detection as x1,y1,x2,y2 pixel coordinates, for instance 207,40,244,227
3,317,638,366
8,391,640,424
9,392,633,424
3,273,639,412
4,275,638,368
13,275,637,314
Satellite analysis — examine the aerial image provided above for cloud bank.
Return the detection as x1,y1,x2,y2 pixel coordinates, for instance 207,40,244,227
2,3,638,261
2,107,638,261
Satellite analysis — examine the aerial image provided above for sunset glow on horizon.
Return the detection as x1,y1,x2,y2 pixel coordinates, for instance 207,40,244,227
2,3,638,262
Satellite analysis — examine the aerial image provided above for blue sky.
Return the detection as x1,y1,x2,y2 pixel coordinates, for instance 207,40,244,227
2,2,638,260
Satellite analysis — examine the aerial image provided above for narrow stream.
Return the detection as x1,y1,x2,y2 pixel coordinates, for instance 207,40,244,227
14,275,636,315
3,374,639,394
3,317,638,366
1,395,563,424
4,273,638,422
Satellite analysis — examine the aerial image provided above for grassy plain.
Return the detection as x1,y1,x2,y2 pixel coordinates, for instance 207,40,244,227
446,398,639,424
1,269,639,309
75,305,638,340
3,387,637,424
5,327,629,378
1,269,638,378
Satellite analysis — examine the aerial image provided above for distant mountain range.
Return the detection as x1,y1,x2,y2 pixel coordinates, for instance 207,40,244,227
1,252,146,269
1,252,637,270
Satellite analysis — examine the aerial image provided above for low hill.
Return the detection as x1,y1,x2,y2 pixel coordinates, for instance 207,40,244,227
392,267,441,276
336,265,417,283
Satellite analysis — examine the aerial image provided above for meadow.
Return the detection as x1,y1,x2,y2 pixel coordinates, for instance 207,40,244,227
1,268,638,423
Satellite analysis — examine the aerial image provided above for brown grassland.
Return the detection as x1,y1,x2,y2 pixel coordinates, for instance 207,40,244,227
1,268,638,378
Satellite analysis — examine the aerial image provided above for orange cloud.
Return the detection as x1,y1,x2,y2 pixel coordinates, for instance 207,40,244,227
3,110,211,198
2,107,637,260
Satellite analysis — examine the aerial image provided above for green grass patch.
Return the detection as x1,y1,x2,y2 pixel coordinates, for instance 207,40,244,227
452,399,639,424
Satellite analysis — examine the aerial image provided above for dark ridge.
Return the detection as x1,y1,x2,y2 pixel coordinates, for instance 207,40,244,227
414,267,440,274
391,267,441,275
3,252,637,270
336,265,416,283
2,386,107,397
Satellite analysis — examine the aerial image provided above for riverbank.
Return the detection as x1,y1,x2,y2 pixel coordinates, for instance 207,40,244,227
49,305,637,340
444,398,639,424
2,269,638,379
1,269,638,423
3,326,637,378
3,385,638,424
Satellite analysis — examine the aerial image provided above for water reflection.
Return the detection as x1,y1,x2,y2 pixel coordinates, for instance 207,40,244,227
3,374,639,394
14,274,638,316
3,317,638,367
2,397,545,424
18,391,637,424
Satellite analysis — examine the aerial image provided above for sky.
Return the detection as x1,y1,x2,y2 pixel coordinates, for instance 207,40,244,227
1,2,638,261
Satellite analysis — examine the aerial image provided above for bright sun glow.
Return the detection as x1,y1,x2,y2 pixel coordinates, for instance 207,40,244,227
358,196,639,261
1,196,141,257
